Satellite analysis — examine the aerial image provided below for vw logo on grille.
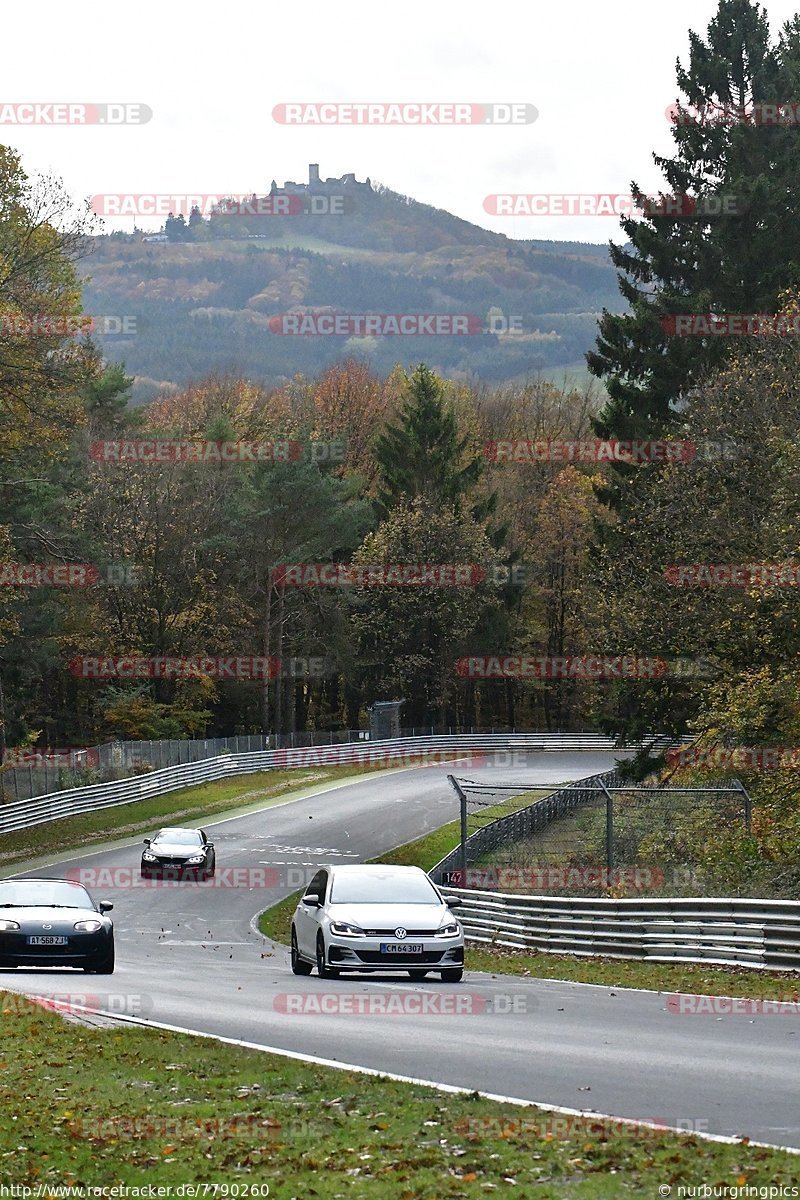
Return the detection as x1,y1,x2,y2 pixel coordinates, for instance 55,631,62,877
394,927,407,940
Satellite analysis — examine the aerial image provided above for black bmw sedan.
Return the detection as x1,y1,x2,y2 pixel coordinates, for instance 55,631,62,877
0,878,114,973
140,827,215,879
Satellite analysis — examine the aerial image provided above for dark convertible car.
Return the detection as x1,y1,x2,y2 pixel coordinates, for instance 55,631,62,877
0,877,114,972
141,827,216,879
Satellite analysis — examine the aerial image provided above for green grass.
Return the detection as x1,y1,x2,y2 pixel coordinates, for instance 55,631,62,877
0,765,391,873
259,813,800,1002
2,995,796,1192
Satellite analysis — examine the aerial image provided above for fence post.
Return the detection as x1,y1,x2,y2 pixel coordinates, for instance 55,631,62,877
447,774,469,883
735,779,752,834
599,779,614,877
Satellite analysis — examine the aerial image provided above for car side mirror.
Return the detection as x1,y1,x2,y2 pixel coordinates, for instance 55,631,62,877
143,838,151,846
99,901,114,913
446,897,463,908
301,895,321,907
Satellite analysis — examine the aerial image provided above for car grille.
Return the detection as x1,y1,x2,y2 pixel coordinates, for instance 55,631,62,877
355,950,445,964
363,929,439,937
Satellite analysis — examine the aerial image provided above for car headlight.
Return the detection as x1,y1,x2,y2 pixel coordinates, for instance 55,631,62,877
185,855,205,864
142,852,157,862
0,919,20,931
436,921,460,937
329,921,365,937
74,920,102,932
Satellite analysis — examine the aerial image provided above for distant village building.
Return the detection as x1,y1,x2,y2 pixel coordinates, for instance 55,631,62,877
142,233,169,243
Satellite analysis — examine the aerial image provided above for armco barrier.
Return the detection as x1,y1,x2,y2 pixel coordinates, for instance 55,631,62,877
438,888,800,970
0,733,647,835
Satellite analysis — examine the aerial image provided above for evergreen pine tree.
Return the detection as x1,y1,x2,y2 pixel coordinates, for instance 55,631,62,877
588,0,800,439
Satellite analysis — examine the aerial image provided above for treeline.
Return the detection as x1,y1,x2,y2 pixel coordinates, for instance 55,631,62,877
0,141,619,749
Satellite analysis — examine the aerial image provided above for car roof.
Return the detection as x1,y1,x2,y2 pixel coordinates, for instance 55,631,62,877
155,827,202,836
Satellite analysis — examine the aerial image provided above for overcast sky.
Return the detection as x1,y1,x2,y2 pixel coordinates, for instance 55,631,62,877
4,0,800,243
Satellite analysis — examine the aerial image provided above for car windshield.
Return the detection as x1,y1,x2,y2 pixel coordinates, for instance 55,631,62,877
329,873,440,905
154,829,202,845
0,881,93,909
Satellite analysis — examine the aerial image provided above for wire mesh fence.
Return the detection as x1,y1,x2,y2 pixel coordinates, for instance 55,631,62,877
0,732,348,802
437,772,761,898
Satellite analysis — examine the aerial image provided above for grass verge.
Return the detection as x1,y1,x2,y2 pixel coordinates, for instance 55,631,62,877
259,818,800,1002
0,765,387,872
2,994,796,1193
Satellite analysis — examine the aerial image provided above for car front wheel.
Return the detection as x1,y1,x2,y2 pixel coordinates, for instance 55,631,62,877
440,967,463,982
291,928,312,976
316,933,338,979
408,970,428,980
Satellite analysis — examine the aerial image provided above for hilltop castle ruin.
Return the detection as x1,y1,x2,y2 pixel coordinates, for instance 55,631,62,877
270,164,372,194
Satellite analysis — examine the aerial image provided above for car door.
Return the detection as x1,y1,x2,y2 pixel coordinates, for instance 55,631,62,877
296,869,328,956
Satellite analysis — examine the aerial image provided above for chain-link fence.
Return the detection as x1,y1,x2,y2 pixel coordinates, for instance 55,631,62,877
436,772,766,898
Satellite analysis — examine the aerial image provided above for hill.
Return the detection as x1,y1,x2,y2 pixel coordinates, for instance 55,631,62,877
80,167,622,401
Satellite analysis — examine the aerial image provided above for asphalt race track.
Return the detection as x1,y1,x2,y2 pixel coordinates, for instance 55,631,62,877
3,751,799,1150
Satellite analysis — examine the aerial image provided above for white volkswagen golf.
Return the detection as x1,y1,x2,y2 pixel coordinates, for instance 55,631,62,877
291,864,465,981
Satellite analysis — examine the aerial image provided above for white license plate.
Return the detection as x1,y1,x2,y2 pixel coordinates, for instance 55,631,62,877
27,935,68,946
380,942,423,954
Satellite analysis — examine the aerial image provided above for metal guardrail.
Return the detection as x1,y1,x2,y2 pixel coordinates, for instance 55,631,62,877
439,888,800,970
1,726,622,803
0,732,637,835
